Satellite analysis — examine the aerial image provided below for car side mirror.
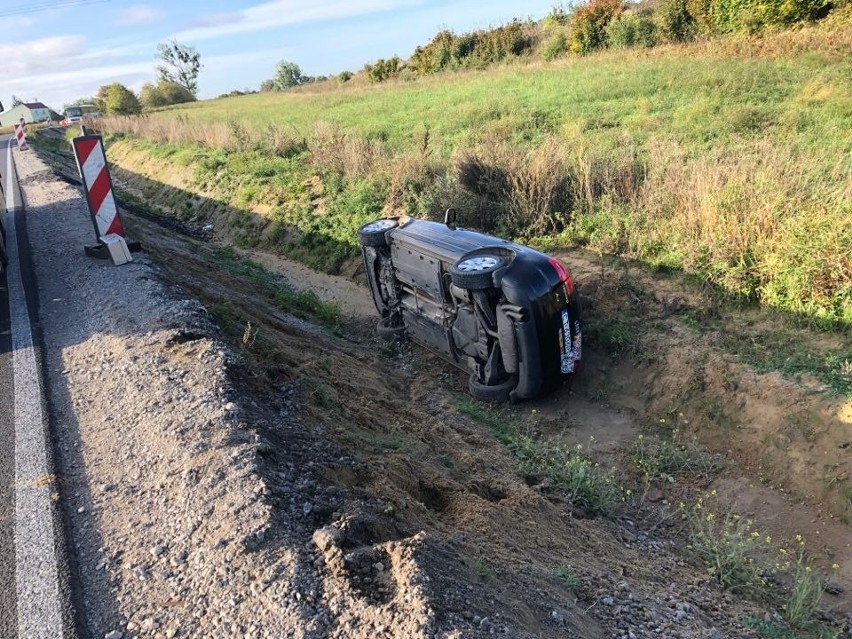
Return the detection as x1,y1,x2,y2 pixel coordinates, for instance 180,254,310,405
444,208,457,229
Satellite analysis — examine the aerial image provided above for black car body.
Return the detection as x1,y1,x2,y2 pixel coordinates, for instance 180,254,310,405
357,214,582,403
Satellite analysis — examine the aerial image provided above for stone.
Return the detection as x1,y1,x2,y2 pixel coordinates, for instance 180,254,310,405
646,489,664,503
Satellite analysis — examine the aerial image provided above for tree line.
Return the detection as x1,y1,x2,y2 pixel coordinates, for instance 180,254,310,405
65,41,202,116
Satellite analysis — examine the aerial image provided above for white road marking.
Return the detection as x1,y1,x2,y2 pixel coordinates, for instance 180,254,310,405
5,141,64,638
5,139,16,209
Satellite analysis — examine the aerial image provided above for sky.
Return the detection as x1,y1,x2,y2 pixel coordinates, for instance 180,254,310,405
0,0,558,113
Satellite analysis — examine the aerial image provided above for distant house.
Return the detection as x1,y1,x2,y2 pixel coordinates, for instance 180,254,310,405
0,102,53,127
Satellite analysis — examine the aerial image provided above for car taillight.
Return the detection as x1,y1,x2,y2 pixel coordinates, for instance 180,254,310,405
548,257,575,296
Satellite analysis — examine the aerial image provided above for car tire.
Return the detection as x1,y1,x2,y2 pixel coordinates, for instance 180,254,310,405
468,374,516,404
377,315,406,340
357,219,398,248
450,253,507,290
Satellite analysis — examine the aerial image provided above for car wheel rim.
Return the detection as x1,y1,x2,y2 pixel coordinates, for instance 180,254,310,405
457,256,499,272
362,220,396,233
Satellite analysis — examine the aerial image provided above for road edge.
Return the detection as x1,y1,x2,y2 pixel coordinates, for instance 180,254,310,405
5,140,80,638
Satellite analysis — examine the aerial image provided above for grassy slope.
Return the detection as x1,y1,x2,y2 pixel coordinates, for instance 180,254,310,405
159,49,850,157
101,25,852,326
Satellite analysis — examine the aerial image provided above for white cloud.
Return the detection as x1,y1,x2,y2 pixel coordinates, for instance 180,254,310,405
114,4,164,26
4,61,155,110
174,0,422,42
0,35,88,77
0,16,36,31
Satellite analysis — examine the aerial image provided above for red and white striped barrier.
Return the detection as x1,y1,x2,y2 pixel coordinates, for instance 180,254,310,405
14,121,29,150
72,134,125,238
71,134,142,260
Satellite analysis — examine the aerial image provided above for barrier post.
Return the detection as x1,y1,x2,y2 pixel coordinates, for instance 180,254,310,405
70,134,141,259
14,121,29,150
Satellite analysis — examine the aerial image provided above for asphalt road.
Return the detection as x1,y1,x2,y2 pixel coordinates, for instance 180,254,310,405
1,134,77,638
1,133,17,639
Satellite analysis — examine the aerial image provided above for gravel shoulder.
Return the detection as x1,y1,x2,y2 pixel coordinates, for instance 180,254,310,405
16,149,302,638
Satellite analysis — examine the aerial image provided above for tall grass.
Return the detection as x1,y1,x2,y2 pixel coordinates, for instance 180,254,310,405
93,21,852,326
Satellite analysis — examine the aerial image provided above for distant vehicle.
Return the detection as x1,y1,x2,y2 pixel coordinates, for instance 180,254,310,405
357,211,582,403
62,104,100,125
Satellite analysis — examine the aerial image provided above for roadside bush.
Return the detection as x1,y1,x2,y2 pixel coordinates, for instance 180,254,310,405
569,0,626,54
409,21,534,74
98,82,142,116
364,56,403,83
542,31,569,60
543,3,571,27
606,10,658,48
658,0,698,42
140,80,196,109
680,0,833,37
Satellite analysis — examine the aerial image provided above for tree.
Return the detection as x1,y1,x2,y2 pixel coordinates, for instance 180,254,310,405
157,40,202,96
259,79,277,92
140,80,196,109
96,83,141,115
11,95,23,107
63,96,96,112
273,61,303,89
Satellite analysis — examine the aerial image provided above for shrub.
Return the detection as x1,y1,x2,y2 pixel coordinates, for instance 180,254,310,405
140,80,196,109
364,56,403,83
658,0,698,42
337,70,353,83
273,61,304,89
569,0,626,54
606,10,658,48
543,3,571,27
408,21,534,74
542,31,569,60
98,82,142,115
684,0,833,36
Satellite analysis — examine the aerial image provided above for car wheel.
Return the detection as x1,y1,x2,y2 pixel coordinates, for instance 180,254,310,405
357,219,398,248
376,315,406,340
450,253,507,290
468,374,516,404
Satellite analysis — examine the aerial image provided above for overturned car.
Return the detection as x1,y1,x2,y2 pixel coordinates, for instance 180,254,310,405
357,212,582,403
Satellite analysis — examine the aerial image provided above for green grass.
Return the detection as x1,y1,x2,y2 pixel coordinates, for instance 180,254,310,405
457,398,626,516
720,328,852,397
631,430,721,481
209,246,341,328
153,51,850,159
556,566,580,589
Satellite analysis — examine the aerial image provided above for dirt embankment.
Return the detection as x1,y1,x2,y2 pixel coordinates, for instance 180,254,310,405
30,134,852,638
